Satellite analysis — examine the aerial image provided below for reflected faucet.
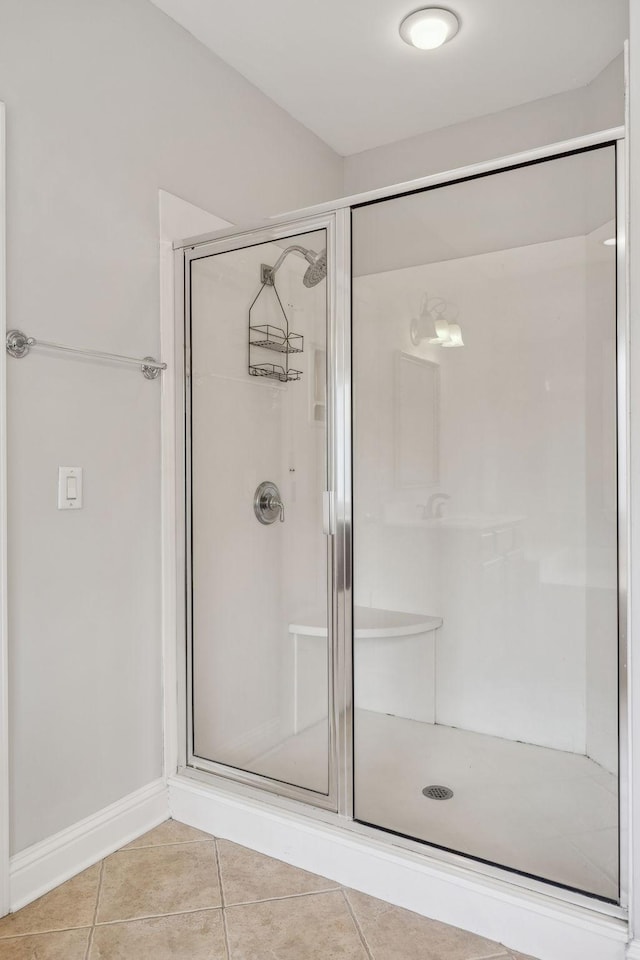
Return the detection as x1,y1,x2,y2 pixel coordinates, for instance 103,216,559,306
421,493,451,520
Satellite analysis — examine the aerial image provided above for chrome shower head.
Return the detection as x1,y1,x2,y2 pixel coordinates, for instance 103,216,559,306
262,244,327,288
303,248,327,288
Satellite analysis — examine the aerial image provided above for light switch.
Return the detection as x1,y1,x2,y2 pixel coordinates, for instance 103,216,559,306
58,467,83,509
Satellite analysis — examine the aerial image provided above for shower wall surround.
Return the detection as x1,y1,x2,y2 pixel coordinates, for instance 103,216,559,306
353,230,617,764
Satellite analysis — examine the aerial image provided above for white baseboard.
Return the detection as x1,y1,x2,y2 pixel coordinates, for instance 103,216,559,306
10,778,169,911
169,773,629,960
626,941,640,959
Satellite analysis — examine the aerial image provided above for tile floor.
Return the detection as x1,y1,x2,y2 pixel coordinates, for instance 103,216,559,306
0,819,539,960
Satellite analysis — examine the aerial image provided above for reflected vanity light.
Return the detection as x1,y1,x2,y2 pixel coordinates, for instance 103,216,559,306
603,237,616,246
410,295,464,348
435,322,464,347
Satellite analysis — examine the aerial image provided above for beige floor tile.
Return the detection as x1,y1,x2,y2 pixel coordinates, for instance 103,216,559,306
97,842,220,923
225,889,368,960
345,889,508,960
217,840,338,905
506,953,538,960
122,819,213,850
0,927,90,959
0,865,101,939
89,909,226,960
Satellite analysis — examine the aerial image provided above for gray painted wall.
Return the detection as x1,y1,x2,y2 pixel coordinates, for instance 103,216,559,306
344,56,624,193
0,0,342,854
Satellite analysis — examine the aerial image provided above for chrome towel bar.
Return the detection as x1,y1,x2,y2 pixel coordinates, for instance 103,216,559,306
6,329,167,380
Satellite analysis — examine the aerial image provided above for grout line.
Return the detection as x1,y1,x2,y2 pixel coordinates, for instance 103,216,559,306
341,888,375,960
95,906,223,926
471,954,512,959
84,858,105,960
468,944,513,960
223,887,342,909
213,840,226,909
468,952,513,960
92,860,105,925
117,838,215,852
0,924,92,942
214,839,232,960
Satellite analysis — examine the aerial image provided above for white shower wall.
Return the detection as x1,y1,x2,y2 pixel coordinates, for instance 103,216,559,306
353,232,617,763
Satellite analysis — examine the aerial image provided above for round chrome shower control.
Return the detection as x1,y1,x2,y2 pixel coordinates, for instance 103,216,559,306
254,481,285,525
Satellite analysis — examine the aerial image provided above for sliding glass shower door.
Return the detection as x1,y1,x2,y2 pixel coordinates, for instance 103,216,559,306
186,219,337,805
351,145,620,900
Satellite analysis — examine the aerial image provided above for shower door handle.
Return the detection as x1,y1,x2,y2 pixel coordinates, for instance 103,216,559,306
323,491,335,536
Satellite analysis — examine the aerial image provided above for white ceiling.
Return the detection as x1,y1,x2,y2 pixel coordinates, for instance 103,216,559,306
149,0,627,156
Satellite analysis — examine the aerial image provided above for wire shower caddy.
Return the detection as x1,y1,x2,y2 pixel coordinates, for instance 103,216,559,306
248,271,303,383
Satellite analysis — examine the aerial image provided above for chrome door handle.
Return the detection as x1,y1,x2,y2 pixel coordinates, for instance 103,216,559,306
323,491,335,535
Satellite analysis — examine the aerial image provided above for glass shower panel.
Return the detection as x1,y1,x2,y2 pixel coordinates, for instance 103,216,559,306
189,229,330,795
351,147,619,900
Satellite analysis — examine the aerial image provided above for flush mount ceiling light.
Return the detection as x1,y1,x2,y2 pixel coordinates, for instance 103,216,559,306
399,7,460,50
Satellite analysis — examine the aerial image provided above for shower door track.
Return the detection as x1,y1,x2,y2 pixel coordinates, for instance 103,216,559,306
171,124,629,923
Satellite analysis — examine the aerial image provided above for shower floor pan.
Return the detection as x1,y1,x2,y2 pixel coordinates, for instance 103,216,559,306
253,710,618,901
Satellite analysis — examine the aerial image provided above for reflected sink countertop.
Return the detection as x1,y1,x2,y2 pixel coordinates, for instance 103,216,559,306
382,502,525,531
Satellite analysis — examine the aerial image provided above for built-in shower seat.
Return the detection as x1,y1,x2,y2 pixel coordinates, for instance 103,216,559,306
289,607,442,733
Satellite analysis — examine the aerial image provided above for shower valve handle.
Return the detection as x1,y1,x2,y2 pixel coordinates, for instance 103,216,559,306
253,481,285,525
267,495,285,523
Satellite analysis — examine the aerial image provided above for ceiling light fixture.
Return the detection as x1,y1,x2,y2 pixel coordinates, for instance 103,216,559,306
399,7,460,50
603,237,616,246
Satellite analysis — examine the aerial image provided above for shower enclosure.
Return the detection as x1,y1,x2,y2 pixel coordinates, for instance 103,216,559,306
175,130,625,908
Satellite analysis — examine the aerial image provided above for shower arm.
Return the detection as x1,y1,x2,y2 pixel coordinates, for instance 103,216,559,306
262,245,314,284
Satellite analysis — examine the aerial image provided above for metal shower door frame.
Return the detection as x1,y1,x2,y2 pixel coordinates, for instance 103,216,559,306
177,210,353,815
173,125,627,917
347,137,627,907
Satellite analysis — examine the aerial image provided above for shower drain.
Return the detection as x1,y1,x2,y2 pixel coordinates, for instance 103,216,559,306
422,785,454,800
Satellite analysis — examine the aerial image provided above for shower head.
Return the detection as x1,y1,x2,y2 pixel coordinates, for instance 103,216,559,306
262,244,327,288
302,248,327,288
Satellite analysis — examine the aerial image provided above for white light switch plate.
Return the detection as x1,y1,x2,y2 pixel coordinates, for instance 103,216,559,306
58,466,83,509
